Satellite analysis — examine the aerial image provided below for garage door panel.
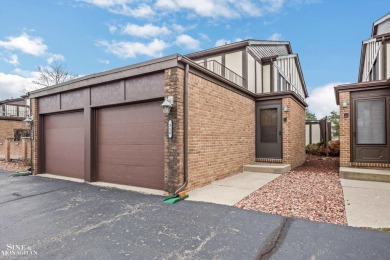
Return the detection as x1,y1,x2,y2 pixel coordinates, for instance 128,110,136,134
98,103,163,126
98,122,163,145
44,112,84,179
127,166,164,190
97,102,164,189
98,145,140,165
97,163,127,184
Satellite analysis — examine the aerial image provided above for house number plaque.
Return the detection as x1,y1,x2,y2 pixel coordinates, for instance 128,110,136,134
168,119,173,139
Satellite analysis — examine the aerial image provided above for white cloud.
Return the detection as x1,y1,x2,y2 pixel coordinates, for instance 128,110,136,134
215,39,231,47
123,23,171,38
268,33,282,41
98,59,110,64
47,53,65,64
306,82,345,119
214,38,242,47
97,39,168,58
81,0,133,8
0,33,47,56
108,24,118,33
109,3,155,18
175,34,200,50
0,72,40,100
82,1,154,18
260,0,284,12
4,54,19,65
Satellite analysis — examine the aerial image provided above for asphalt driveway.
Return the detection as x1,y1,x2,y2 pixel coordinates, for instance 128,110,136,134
0,170,389,259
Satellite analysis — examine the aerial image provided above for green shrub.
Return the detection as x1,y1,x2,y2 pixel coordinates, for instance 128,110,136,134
306,140,340,156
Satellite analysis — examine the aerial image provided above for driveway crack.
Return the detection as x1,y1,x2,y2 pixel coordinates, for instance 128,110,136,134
0,187,68,205
256,217,293,260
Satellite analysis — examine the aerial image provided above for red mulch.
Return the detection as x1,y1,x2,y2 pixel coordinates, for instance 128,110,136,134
0,161,30,173
236,155,347,225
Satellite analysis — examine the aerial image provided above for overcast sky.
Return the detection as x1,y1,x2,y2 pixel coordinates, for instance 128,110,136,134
0,0,389,118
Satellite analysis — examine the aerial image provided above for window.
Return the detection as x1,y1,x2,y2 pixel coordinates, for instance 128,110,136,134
260,108,277,143
356,99,386,144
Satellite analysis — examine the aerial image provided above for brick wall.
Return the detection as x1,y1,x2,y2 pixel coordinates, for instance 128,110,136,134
0,119,28,160
164,68,185,194
187,73,255,189
31,98,39,175
282,97,306,168
339,92,351,167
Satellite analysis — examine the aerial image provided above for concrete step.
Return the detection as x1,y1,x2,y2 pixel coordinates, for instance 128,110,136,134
340,167,390,183
243,163,291,174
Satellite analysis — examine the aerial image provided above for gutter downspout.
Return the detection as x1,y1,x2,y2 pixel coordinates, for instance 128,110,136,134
174,60,189,195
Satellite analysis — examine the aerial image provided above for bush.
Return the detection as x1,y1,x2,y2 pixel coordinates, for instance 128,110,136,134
306,140,340,156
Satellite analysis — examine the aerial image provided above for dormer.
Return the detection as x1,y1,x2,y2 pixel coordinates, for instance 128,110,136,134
359,12,390,82
186,40,308,100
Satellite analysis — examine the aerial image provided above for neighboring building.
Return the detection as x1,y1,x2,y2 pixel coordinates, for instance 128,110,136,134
27,39,308,194
0,98,30,160
335,13,390,168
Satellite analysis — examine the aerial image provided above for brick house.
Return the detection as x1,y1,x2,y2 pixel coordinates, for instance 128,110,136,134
0,98,30,161
335,13,390,169
27,40,308,195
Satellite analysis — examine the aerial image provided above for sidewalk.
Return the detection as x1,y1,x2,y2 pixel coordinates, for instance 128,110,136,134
341,179,390,228
187,171,279,205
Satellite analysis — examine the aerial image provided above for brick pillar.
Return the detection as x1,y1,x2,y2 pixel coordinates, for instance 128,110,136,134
5,137,13,162
21,137,31,162
31,98,39,175
164,67,185,195
339,92,351,167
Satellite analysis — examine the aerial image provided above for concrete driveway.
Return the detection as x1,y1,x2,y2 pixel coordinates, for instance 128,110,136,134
1,170,390,259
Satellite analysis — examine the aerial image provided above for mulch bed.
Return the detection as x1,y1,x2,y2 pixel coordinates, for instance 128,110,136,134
0,161,30,173
236,155,347,225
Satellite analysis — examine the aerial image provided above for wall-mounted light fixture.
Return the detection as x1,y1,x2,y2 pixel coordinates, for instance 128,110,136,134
24,116,33,128
283,105,289,112
342,99,348,108
161,96,174,115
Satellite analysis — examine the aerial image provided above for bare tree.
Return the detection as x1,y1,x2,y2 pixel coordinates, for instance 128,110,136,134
33,62,78,87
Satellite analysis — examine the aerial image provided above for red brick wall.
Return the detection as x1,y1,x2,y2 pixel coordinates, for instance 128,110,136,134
187,73,255,189
31,98,39,175
339,92,351,167
282,97,306,168
0,119,28,160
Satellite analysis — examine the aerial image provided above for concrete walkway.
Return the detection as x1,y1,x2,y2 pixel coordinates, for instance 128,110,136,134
341,179,390,228
188,171,279,205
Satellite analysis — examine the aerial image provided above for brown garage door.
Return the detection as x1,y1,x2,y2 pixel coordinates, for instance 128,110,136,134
97,101,164,189
44,112,84,179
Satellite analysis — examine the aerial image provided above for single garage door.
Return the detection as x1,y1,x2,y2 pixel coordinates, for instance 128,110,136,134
44,112,84,179
97,101,164,189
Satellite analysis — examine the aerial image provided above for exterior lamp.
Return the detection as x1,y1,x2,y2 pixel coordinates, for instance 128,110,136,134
161,96,174,115
283,105,289,112
24,116,33,128
342,99,348,108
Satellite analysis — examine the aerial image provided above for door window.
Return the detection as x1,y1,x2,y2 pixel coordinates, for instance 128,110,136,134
356,99,386,144
260,108,277,143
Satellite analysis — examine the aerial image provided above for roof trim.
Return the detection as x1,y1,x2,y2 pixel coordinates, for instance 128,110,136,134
186,39,292,59
372,12,390,37
0,97,25,105
334,79,390,105
255,91,308,108
28,54,179,98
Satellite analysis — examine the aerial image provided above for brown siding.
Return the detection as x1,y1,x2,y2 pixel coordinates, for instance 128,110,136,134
91,81,124,106
61,88,88,110
125,72,164,102
44,112,84,179
282,97,306,168
96,101,164,189
39,94,60,114
187,72,255,190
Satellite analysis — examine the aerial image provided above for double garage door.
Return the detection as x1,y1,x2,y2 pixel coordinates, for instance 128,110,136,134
44,101,164,190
